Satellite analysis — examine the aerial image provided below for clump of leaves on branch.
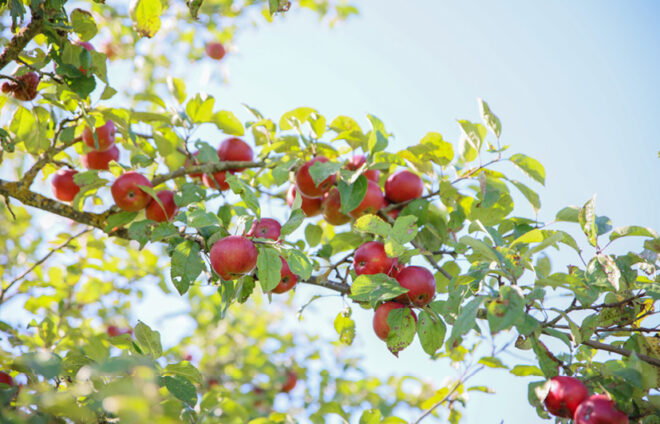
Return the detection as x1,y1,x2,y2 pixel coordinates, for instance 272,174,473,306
1,0,659,423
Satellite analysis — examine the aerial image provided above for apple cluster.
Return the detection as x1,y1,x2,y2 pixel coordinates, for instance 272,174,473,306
543,376,629,424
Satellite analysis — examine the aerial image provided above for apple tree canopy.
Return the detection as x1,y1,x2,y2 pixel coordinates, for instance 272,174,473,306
0,0,659,423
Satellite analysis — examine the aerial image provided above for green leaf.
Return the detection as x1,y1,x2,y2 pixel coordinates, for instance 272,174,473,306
510,365,544,377
186,93,214,123
170,240,204,295
359,409,382,424
596,254,621,291
446,297,483,350
225,173,260,215
509,153,545,185
129,0,162,38
256,247,281,291
337,176,368,214
391,215,418,245
457,120,485,153
386,308,416,356
555,206,580,222
70,9,98,41
104,211,138,232
509,180,541,212
350,274,408,305
531,339,558,378
163,362,203,384
354,214,391,238
478,356,508,369
609,226,658,241
578,195,598,247
175,182,205,207
160,375,197,407
166,76,186,103
213,110,245,135
281,209,305,236
417,311,446,355
286,249,312,280
304,224,323,247
478,98,501,138
127,220,151,249
134,321,162,358
334,308,355,345
308,160,341,186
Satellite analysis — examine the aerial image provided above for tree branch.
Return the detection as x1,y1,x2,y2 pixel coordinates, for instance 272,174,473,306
151,160,269,186
582,339,660,368
301,276,351,295
0,8,45,71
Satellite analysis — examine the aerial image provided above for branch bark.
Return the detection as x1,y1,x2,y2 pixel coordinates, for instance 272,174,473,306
0,8,45,71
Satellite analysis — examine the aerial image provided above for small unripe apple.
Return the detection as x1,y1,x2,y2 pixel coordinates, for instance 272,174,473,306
271,257,298,294
185,151,203,178
111,171,153,212
107,325,132,337
321,188,351,225
217,137,253,171
281,370,297,393
10,72,40,101
354,241,397,276
246,218,281,241
372,301,416,341
51,169,80,202
286,185,322,217
349,180,386,218
83,120,116,151
544,376,589,418
0,371,13,387
206,42,226,60
385,170,423,203
295,156,336,198
346,155,380,182
574,394,629,424
81,144,119,170
210,236,258,281
202,171,232,191
395,266,436,307
145,190,179,222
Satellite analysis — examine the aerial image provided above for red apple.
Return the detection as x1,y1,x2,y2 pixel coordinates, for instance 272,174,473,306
100,41,118,60
281,370,297,393
210,236,258,281
83,120,116,151
385,203,401,221
185,151,203,178
385,170,423,203
5,72,40,101
145,190,179,222
208,378,219,387
395,266,436,307
349,180,386,218
246,218,281,241
111,171,153,212
51,169,80,202
346,155,380,182
574,394,629,424
354,241,398,276
81,144,119,170
202,171,232,191
373,301,416,341
544,376,589,418
295,156,336,198
217,137,253,171
271,257,298,294
0,371,13,387
107,325,132,337
286,185,322,217
206,42,226,60
321,188,351,226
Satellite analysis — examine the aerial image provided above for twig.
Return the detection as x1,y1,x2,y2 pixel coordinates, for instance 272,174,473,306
151,160,269,186
582,339,660,368
0,6,44,71
0,228,92,304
